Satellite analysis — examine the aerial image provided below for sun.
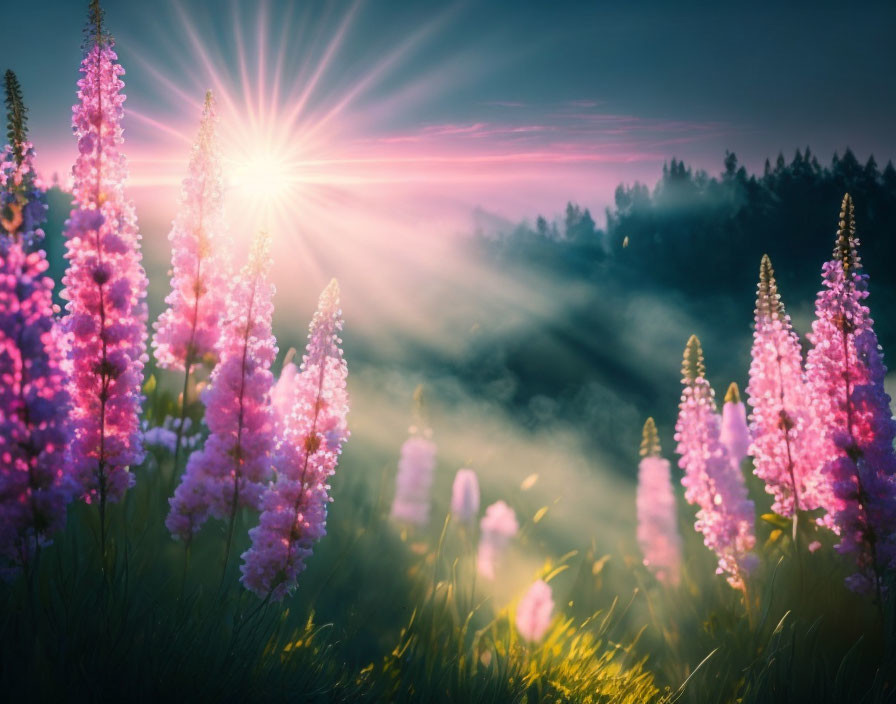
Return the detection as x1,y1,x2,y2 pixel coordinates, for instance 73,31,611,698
225,143,300,224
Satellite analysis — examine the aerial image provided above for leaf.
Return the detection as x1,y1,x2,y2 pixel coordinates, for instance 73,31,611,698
533,506,549,523
544,564,570,582
142,374,157,394
592,555,611,575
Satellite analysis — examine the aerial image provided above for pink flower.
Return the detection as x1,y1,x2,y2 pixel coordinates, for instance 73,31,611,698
747,255,827,518
61,26,148,508
167,232,277,541
152,91,229,372
0,99,72,573
390,433,437,526
719,383,751,468
477,500,519,579
0,245,72,577
240,280,350,600
804,194,896,594
451,468,480,523
676,335,757,590
0,75,71,576
516,579,554,642
636,418,682,586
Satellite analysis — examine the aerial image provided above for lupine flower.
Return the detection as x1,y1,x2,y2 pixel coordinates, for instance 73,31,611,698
636,418,682,586
719,383,751,468
61,7,148,510
166,232,277,542
0,74,71,576
241,280,350,600
390,430,437,527
141,425,177,454
477,500,519,579
152,90,228,373
142,417,199,455
675,335,757,590
747,254,827,519
451,468,480,523
516,579,554,642
805,194,896,594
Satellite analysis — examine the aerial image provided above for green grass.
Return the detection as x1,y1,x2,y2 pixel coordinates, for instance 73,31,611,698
0,458,659,702
3,384,896,702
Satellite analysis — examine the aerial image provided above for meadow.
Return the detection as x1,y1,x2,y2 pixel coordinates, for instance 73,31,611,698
2,3,896,703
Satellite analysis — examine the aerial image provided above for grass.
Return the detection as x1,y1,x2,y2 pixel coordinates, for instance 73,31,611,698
3,383,896,702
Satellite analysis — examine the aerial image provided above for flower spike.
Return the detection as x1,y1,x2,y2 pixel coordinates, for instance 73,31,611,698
676,337,757,589
0,76,71,576
61,9,148,523
805,196,896,594
240,278,349,600
637,418,682,585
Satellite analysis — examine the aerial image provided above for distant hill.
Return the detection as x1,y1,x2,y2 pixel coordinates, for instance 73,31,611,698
38,149,896,474
466,148,896,467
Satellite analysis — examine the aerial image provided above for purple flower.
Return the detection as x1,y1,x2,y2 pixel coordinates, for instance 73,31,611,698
61,35,148,508
0,74,71,576
152,91,229,373
451,468,480,523
477,500,519,579
167,232,277,542
747,254,828,519
516,579,554,642
676,335,757,590
0,246,72,576
240,280,350,600
804,195,896,593
390,433,437,526
719,383,751,469
636,418,682,586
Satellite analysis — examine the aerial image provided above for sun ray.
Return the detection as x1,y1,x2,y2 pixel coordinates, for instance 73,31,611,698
69,0,731,353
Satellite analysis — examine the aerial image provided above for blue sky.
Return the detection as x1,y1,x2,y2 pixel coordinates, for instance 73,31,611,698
4,0,894,221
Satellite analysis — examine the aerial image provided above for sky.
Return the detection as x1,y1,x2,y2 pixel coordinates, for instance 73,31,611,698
5,0,894,227
3,0,894,502
3,0,895,354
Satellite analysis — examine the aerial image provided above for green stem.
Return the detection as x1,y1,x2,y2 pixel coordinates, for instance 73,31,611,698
169,358,193,494
220,483,239,590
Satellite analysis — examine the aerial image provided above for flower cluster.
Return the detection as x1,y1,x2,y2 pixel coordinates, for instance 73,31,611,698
516,579,554,642
61,29,148,506
676,335,757,589
142,416,200,455
152,91,228,372
804,195,896,593
719,383,751,469
0,82,71,572
747,254,827,518
0,245,72,575
477,500,519,579
166,232,277,541
0,251,72,577
390,432,437,526
636,418,682,586
451,468,480,523
241,279,350,600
